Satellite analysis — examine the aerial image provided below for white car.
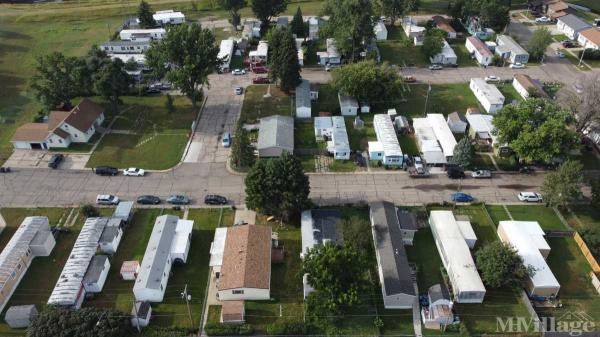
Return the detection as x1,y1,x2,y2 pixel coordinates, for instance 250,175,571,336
471,170,492,178
429,64,443,70
231,69,246,75
535,16,551,23
123,167,145,176
510,62,526,69
96,194,120,205
518,192,543,203
484,75,500,82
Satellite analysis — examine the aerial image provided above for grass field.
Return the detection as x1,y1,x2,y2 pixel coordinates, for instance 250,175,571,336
294,121,318,149
239,85,292,124
505,205,569,230
346,115,376,151
379,26,429,68
395,83,481,118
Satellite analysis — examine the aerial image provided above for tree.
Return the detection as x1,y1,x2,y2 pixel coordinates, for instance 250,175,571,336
528,27,553,61
137,0,156,28
267,27,301,93
230,122,255,169
251,0,289,28
342,215,372,252
404,0,420,13
93,59,131,110
27,307,132,337
541,160,584,208
219,0,246,28
146,23,220,106
422,28,446,59
451,137,474,167
245,152,309,220
580,227,600,257
321,0,374,61
331,60,402,104
290,7,305,37
165,94,175,114
80,204,100,218
30,52,81,110
475,241,530,289
492,98,578,163
302,243,371,312
448,0,509,32
558,73,600,133
377,0,405,24
592,178,600,208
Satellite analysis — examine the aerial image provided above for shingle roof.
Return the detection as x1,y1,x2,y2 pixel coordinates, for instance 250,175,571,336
467,36,493,57
514,74,549,98
219,225,271,290
296,79,311,109
579,28,600,47
63,99,104,132
257,115,294,151
432,16,456,34
558,14,591,32
11,123,50,142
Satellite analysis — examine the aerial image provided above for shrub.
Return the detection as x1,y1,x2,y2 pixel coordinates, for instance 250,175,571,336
579,48,600,60
80,204,99,218
205,323,254,336
266,321,306,335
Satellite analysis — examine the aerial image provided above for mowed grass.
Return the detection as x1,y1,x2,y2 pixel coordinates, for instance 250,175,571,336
239,85,292,124
379,25,429,68
504,205,569,230
0,208,74,251
294,121,317,149
394,83,481,118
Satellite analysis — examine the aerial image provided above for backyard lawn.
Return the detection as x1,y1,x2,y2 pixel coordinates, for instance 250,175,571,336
504,205,569,230
393,83,481,118
239,85,292,123
379,26,429,68
399,134,420,156
295,122,318,149
312,83,340,115
0,208,75,251
346,115,376,151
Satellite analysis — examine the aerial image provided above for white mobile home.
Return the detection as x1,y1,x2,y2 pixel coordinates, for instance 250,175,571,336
427,114,457,159
249,41,268,63
327,117,351,160
413,118,446,165
465,36,493,66
368,114,404,166
83,255,110,293
100,40,151,54
497,221,560,298
374,21,388,40
338,93,359,116
296,79,312,118
218,39,235,72
577,28,600,50
429,211,486,303
119,28,166,41
495,35,529,64
430,40,457,65
556,14,591,40
317,38,341,65
469,78,505,113
401,17,425,46
153,10,185,25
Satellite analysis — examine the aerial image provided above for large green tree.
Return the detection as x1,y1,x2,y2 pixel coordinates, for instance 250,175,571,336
267,27,301,93
230,122,255,169
27,307,132,337
449,0,509,32
245,152,310,220
541,160,584,208
321,0,374,61
93,59,131,110
592,178,600,208
219,0,246,28
528,27,553,61
451,137,474,168
251,0,289,28
146,23,220,106
422,28,446,59
137,0,156,28
475,241,531,289
290,7,306,37
30,52,81,110
331,60,402,104
492,98,578,163
376,0,404,24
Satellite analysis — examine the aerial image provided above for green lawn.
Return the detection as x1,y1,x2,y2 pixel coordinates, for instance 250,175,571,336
471,154,496,170
0,208,75,251
379,26,429,68
299,155,316,172
485,205,511,225
497,83,523,105
452,43,478,67
504,205,569,230
239,85,292,124
312,83,340,115
329,160,356,172
294,122,317,149
399,134,420,156
346,115,376,151
395,83,481,118
565,206,600,232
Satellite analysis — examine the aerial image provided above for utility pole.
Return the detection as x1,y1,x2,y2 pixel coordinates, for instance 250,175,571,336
132,298,141,333
423,82,432,114
182,284,194,329
578,48,586,68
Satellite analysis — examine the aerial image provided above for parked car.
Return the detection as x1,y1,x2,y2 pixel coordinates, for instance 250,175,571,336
204,194,228,205
137,195,161,205
447,167,465,179
471,170,492,178
231,69,246,75
252,66,267,74
252,77,270,84
519,166,535,174
123,167,145,176
450,192,474,202
510,62,526,69
167,195,191,205
222,132,231,148
429,64,443,70
47,154,64,169
535,16,551,23
94,166,119,176
234,86,243,95
484,75,500,82
561,40,575,48
518,191,543,203
555,50,565,58
96,194,119,205
403,75,417,82
353,153,366,167
145,85,161,94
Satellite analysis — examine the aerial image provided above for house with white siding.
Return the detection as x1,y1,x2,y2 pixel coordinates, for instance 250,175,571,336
218,39,235,72
119,28,166,41
495,35,529,64
368,114,404,166
465,36,493,66
430,40,457,65
296,79,312,118
153,10,185,25
338,93,359,116
577,28,600,50
469,78,505,113
556,14,591,40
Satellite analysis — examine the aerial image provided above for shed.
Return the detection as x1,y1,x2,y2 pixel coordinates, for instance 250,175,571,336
83,255,110,293
360,102,371,114
257,115,294,157
221,300,246,323
338,93,359,116
131,301,152,328
4,305,38,329
113,201,134,224
446,112,467,133
99,226,122,254
120,260,140,281
296,79,312,118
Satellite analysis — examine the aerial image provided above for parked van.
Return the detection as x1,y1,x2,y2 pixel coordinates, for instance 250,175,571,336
94,166,119,176
222,132,231,148
96,194,120,205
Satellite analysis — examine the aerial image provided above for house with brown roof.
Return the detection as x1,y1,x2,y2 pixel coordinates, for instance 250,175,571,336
11,99,105,150
512,74,549,99
432,16,456,39
577,28,600,50
214,225,272,301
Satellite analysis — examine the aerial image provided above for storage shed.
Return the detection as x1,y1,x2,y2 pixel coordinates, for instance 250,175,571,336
131,301,152,328
446,112,467,133
4,305,38,329
338,93,359,116
120,260,140,281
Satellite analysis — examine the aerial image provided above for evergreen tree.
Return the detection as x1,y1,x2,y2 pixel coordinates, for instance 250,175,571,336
137,0,156,28
476,241,530,289
450,137,474,168
268,27,301,93
290,7,305,37
230,122,255,169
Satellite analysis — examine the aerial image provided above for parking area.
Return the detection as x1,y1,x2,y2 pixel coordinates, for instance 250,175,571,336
4,150,89,170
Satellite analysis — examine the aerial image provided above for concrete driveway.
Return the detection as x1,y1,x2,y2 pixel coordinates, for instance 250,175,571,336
5,150,90,170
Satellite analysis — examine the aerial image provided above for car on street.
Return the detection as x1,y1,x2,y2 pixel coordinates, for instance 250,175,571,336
137,195,161,205
234,86,243,95
204,194,228,205
518,192,543,202
252,77,270,84
450,192,474,202
535,16,551,23
403,75,417,82
231,69,246,75
94,166,119,176
252,66,267,74
429,64,443,70
48,154,64,169
484,75,500,82
555,50,565,58
167,195,191,205
145,85,161,94
222,132,231,148
471,170,492,178
123,167,145,176
573,83,584,94
510,62,526,69
96,194,119,205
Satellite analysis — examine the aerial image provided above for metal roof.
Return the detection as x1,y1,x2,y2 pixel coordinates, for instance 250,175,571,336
257,115,294,151
326,38,340,58
427,114,457,158
296,79,311,109
370,201,416,297
373,114,403,157
210,227,228,267
413,118,447,164
83,255,109,285
338,93,359,109
48,217,108,306
301,210,343,256
496,35,528,57
470,78,505,105
557,14,591,32
113,201,134,221
134,215,178,291
101,40,150,48
99,226,120,244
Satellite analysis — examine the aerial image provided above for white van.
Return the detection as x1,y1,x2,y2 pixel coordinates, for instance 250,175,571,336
96,194,120,205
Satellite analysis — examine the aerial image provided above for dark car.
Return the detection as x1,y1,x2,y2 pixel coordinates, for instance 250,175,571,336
167,195,191,205
94,166,119,176
137,195,161,205
561,41,575,48
447,167,465,179
204,194,228,205
252,66,267,74
252,77,270,84
451,192,474,202
519,166,535,174
48,154,64,169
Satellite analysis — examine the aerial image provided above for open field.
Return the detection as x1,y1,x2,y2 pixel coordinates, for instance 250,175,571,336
240,85,292,124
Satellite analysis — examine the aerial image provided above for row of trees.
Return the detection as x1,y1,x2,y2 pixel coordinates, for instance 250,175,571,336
449,0,510,32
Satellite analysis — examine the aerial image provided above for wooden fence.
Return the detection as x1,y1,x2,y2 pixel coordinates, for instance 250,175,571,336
574,232,600,273
590,272,600,295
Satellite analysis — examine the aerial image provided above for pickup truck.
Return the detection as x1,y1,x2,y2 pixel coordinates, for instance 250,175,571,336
408,167,430,178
